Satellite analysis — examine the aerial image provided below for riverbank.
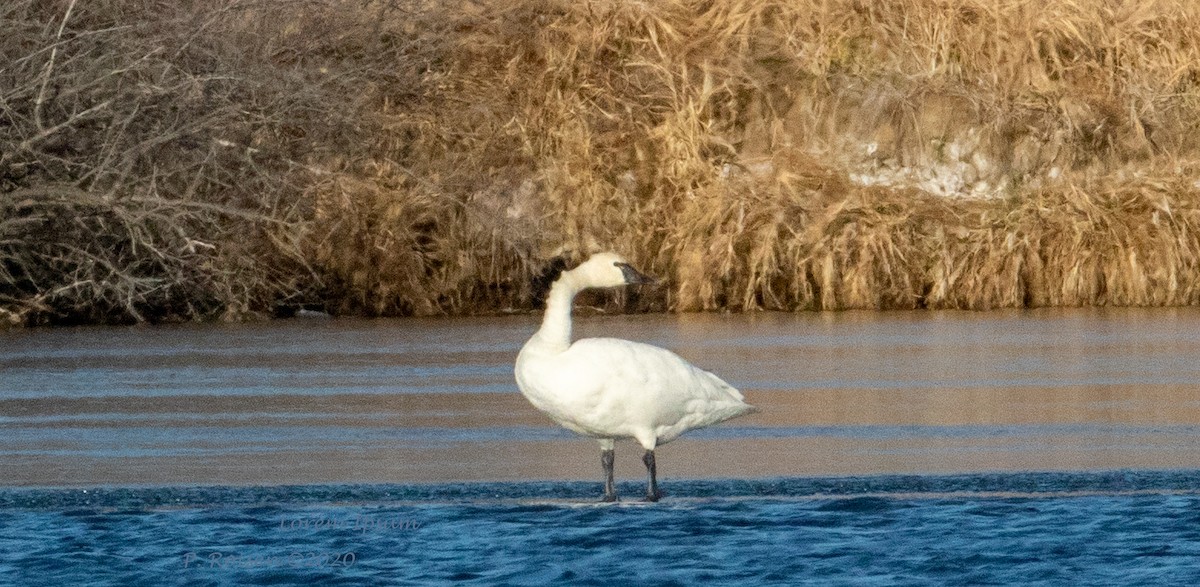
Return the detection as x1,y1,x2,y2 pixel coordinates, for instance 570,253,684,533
4,1,1200,326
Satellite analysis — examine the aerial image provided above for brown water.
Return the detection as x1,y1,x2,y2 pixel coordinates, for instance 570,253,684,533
3,309,1200,487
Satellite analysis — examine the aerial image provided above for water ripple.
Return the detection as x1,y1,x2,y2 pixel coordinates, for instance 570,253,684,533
2,471,1200,586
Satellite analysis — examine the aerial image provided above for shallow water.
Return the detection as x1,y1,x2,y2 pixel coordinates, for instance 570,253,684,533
4,308,1200,485
3,308,1200,584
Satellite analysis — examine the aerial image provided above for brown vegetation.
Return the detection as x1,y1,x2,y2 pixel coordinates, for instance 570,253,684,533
4,0,1200,325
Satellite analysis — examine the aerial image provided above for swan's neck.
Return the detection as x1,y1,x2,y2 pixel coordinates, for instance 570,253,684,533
531,274,580,353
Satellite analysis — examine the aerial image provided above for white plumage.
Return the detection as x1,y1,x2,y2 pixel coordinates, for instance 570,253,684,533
515,252,756,501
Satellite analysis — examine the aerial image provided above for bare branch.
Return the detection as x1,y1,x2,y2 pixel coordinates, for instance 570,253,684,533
33,0,79,132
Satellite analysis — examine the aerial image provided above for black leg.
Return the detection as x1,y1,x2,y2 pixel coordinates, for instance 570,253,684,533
642,449,662,502
601,448,617,502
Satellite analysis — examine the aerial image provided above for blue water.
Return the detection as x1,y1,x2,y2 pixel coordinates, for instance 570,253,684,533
3,471,1200,586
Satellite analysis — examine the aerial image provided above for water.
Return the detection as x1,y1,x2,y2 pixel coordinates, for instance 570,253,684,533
2,474,1200,585
3,308,1200,584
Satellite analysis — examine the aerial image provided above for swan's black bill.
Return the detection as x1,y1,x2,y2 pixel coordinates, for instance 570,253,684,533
616,262,656,285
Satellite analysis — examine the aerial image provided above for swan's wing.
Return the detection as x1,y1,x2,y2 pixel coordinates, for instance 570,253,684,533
565,337,747,404
563,337,754,440
520,337,752,441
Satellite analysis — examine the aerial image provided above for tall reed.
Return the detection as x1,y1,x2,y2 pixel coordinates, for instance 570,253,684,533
3,0,1200,325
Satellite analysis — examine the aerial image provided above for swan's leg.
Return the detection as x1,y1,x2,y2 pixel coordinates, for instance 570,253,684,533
601,448,617,502
642,449,662,502
599,438,617,502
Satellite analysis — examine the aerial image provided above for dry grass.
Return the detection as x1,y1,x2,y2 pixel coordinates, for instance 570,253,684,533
4,0,1200,325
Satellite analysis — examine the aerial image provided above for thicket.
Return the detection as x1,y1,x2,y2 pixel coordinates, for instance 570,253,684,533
4,0,1200,326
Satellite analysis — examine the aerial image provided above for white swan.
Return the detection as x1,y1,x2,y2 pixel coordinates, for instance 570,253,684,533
515,252,756,501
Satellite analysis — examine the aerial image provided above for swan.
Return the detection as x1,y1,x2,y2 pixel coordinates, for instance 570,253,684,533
515,252,756,501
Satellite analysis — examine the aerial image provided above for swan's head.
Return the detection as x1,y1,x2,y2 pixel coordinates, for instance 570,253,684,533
567,252,656,290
